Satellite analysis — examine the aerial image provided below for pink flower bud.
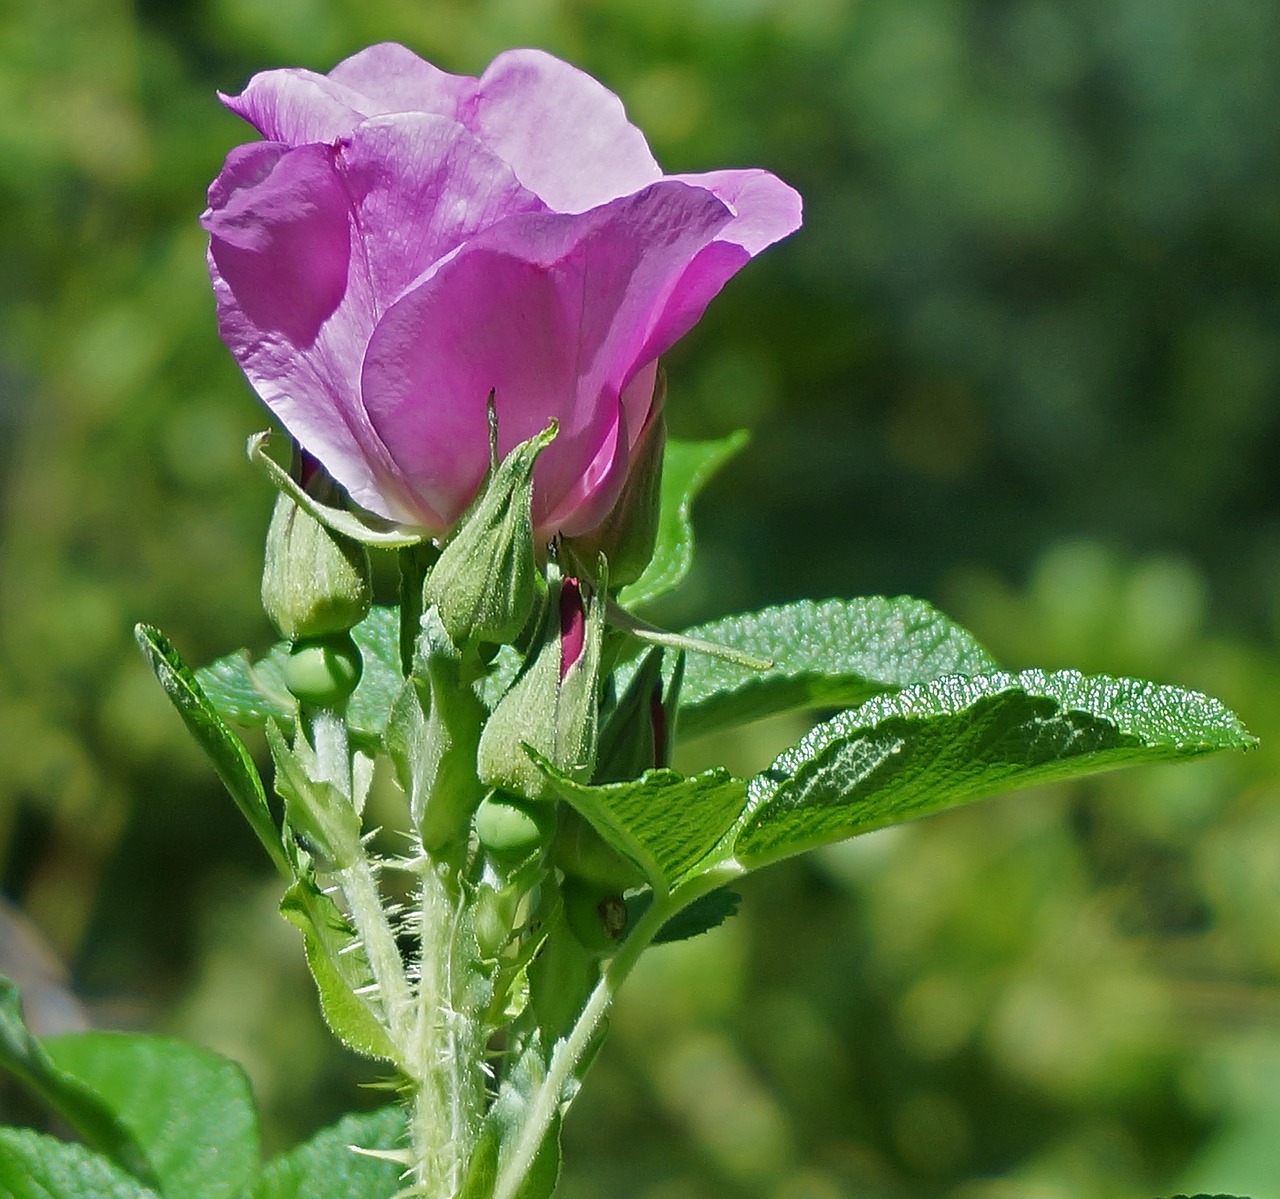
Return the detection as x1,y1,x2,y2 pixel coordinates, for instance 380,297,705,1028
202,44,801,541
559,578,586,681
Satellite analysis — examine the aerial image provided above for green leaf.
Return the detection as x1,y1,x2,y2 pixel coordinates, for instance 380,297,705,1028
626,886,742,944
134,625,288,877
42,1033,258,1199
618,433,748,611
196,607,404,747
254,1107,405,1199
0,976,156,1187
676,596,1000,738
734,669,1257,869
0,1129,161,1199
279,877,396,1061
533,759,747,894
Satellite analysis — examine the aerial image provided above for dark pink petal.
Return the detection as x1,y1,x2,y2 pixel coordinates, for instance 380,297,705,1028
463,49,662,213
559,578,586,681
335,112,544,311
360,182,735,538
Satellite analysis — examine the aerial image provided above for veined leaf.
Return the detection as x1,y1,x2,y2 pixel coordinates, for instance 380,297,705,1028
734,669,1256,869
533,758,746,894
677,596,999,738
0,977,155,1187
0,1130,161,1199
42,1033,258,1199
626,886,742,945
254,1107,405,1199
618,433,748,611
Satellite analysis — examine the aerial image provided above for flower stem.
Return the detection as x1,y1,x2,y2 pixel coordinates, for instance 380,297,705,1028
490,865,744,1199
407,858,485,1195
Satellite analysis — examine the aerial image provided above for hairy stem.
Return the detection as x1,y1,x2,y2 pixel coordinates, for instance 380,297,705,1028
408,859,486,1196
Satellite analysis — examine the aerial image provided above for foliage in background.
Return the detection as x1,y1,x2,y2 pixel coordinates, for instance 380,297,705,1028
0,1,1277,1196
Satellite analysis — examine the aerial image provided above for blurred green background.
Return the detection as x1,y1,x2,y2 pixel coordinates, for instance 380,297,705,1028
2,0,1279,1196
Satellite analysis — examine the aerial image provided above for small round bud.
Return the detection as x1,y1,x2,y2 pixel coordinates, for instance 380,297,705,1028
284,633,363,708
475,793,555,863
561,875,627,957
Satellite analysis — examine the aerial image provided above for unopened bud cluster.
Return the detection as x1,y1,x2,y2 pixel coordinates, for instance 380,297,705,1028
258,412,669,965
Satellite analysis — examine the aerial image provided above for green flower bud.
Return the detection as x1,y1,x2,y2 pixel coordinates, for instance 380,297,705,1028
563,374,666,589
476,565,607,803
284,633,363,709
423,416,556,651
387,607,488,853
561,875,628,957
261,491,371,641
475,793,555,864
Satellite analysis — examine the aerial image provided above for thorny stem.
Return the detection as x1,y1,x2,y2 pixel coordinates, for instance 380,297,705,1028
407,859,486,1196
310,707,414,1053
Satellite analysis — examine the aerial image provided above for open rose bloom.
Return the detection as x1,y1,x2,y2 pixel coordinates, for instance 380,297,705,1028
202,44,801,541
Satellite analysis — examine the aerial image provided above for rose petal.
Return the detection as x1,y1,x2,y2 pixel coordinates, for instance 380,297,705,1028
463,49,662,214
327,42,475,118
203,142,350,344
222,69,372,145
360,182,734,536
336,112,544,310
204,141,439,527
669,168,804,255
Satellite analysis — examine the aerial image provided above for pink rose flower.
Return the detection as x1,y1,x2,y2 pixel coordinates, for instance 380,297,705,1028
202,43,801,540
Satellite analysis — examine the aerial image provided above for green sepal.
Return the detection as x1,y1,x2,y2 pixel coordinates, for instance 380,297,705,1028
593,646,665,785
617,432,748,610
261,492,371,642
424,419,556,650
248,431,426,548
385,606,487,851
278,875,396,1061
477,565,608,803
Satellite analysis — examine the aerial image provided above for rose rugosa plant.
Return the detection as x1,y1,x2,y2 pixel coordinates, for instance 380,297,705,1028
0,44,1255,1199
